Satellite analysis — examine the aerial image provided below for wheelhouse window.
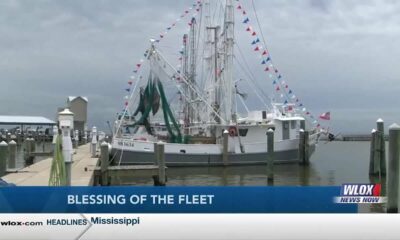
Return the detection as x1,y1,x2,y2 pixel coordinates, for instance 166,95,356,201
291,120,297,129
283,121,289,129
239,128,248,137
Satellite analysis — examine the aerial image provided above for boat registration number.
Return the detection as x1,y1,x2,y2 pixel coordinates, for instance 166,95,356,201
117,140,135,147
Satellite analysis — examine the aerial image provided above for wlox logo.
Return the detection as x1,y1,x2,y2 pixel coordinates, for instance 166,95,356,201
334,184,386,204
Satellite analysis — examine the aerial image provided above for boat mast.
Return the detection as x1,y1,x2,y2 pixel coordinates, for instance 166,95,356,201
182,34,190,134
188,17,197,126
223,0,235,124
207,26,220,124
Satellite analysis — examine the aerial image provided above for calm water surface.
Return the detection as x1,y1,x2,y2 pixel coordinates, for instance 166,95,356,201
122,141,383,186
13,141,386,212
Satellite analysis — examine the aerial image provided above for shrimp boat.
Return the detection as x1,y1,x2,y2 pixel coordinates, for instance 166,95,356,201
111,0,320,166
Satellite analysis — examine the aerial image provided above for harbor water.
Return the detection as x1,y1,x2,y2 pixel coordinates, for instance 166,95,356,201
10,141,386,212
119,141,385,187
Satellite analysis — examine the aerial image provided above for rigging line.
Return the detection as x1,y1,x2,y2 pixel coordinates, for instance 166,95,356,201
235,45,270,109
249,0,288,96
237,94,250,113
153,48,227,124
235,43,270,102
250,0,308,116
114,68,144,139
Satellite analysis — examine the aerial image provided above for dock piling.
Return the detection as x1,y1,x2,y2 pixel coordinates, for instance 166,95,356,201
387,123,400,213
100,142,109,186
222,130,229,166
267,129,274,181
155,143,166,186
377,119,387,176
0,141,8,177
369,129,377,175
8,140,17,169
299,129,310,165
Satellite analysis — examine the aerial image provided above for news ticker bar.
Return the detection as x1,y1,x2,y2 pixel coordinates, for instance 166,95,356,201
0,214,399,240
0,186,357,213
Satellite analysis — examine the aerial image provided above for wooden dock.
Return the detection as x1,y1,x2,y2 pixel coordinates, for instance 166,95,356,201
1,142,167,186
2,144,98,186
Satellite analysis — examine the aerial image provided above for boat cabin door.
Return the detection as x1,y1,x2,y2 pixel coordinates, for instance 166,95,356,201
282,121,290,140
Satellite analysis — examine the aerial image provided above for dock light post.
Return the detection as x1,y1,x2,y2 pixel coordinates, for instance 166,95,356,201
52,126,58,145
58,108,74,186
91,127,98,158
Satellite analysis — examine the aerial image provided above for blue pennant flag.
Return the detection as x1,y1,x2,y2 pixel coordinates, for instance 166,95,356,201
167,27,172,30
261,60,266,64
251,40,256,45
284,100,288,104
133,70,138,73
155,39,160,43
273,80,276,84
289,90,292,94
266,57,271,62
255,38,260,43
243,17,250,24
299,103,303,107
177,70,181,74
125,88,130,92
278,74,282,79
179,50,184,54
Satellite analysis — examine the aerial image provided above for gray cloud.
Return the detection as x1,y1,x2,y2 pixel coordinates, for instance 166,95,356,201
0,0,399,133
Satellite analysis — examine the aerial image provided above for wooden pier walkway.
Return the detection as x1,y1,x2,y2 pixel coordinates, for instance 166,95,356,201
2,144,98,186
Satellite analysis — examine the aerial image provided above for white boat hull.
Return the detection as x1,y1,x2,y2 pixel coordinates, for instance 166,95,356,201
110,137,316,166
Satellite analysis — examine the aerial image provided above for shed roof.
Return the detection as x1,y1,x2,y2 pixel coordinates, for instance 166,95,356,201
0,116,56,125
68,96,88,102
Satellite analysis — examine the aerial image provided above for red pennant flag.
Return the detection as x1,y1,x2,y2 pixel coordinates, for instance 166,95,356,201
285,85,288,88
276,86,280,91
319,112,331,120
128,81,133,85
160,34,164,38
125,102,129,106
237,5,242,10
274,69,278,73
136,63,141,68
188,22,192,26
262,50,268,55
254,46,259,51
246,27,251,31
317,124,321,127
264,67,269,71
196,8,200,12
252,31,256,36
306,112,310,115
185,10,189,14
243,10,246,15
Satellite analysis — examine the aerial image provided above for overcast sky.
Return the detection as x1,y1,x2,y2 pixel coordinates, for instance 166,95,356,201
1,0,399,134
